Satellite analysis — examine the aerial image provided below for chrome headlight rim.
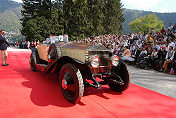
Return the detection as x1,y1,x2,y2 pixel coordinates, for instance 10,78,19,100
89,55,100,67
111,55,119,66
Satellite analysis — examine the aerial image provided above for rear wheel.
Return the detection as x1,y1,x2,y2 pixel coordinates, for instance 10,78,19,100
30,54,37,72
59,63,84,103
108,62,131,93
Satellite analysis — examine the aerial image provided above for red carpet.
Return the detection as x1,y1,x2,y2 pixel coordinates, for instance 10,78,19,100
0,51,176,118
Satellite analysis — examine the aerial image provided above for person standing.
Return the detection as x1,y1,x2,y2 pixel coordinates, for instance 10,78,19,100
63,34,69,42
0,30,9,66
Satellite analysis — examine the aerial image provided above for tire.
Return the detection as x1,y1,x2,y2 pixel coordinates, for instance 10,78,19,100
59,63,84,103
30,54,37,72
108,62,131,93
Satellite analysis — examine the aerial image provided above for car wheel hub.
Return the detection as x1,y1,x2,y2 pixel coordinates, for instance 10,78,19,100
62,79,67,89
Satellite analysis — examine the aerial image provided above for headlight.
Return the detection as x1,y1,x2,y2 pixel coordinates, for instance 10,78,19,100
111,55,119,66
90,55,100,67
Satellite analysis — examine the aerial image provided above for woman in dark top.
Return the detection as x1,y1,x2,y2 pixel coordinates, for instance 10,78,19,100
145,47,152,68
0,30,9,66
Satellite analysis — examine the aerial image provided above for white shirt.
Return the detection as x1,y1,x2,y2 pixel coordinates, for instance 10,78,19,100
144,34,148,40
153,44,160,51
168,25,173,30
110,48,114,53
169,42,175,49
140,50,147,56
47,36,59,44
130,46,135,52
165,46,169,52
164,36,168,41
166,50,174,60
138,43,142,49
160,44,166,48
152,52,158,58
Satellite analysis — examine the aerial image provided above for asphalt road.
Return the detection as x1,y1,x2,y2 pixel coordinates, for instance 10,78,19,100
128,65,176,98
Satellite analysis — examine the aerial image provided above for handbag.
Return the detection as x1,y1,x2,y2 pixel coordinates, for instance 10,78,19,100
170,68,174,75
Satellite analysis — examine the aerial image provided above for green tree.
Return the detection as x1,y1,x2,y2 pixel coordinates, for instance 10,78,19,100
25,17,48,41
129,13,164,33
63,0,124,39
86,0,105,36
24,8,63,42
50,4,64,36
21,0,52,41
21,0,40,39
103,0,124,34
63,0,90,40
21,0,125,41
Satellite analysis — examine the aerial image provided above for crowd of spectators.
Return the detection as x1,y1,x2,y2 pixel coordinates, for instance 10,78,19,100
82,23,176,75
14,40,40,49
11,23,176,75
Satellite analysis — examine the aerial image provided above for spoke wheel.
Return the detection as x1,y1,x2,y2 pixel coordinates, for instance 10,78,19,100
30,54,37,72
59,64,84,103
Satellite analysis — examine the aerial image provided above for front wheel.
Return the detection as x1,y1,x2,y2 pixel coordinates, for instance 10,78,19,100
108,62,131,93
59,63,84,103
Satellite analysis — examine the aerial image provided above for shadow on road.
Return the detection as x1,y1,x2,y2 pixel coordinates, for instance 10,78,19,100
13,67,123,107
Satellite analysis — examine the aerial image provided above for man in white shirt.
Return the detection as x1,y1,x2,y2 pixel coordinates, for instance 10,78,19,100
137,41,142,49
130,43,135,53
139,47,147,57
153,42,160,51
169,39,175,49
46,32,59,44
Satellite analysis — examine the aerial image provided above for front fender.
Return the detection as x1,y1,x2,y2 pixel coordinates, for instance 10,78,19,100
45,56,91,76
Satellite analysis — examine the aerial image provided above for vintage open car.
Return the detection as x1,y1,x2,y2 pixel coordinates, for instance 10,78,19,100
29,40,131,103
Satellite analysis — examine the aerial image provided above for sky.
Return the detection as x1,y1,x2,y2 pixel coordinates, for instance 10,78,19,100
121,0,176,13
13,0,176,13
13,0,22,3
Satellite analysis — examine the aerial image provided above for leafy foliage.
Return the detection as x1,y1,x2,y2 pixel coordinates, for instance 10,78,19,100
2,0,176,41
21,0,124,41
129,13,164,33
103,0,124,34
123,8,176,33
21,0,56,41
